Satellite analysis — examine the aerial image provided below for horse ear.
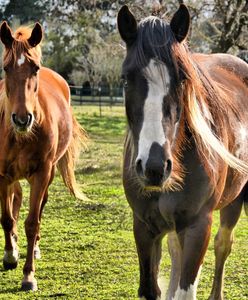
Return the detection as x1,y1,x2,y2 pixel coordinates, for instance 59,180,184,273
170,4,190,43
28,22,43,47
0,21,14,48
117,5,137,46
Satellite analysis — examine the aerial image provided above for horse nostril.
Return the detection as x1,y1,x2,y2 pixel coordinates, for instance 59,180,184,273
166,159,172,173
11,113,17,125
135,159,143,176
27,113,33,126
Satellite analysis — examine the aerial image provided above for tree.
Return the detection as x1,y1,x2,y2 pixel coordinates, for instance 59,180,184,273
209,0,248,53
2,0,48,24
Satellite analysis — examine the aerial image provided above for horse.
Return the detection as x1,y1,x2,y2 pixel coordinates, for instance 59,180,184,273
0,22,87,291
118,4,248,300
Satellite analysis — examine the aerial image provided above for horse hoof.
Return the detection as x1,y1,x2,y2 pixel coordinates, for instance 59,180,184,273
21,280,38,291
3,259,18,270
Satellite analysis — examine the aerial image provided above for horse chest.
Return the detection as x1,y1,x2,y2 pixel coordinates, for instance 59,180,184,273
0,142,44,181
124,140,214,233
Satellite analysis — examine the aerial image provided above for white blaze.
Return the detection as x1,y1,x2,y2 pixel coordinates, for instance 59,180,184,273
137,59,170,170
17,54,25,66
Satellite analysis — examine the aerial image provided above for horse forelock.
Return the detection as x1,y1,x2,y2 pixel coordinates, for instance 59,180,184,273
3,26,41,68
131,16,176,72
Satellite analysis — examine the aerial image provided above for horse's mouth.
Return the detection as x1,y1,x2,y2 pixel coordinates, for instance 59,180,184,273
144,185,163,192
139,173,173,193
14,125,32,134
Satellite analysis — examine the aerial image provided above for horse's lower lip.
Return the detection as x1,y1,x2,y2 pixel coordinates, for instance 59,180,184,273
144,185,162,192
14,126,31,133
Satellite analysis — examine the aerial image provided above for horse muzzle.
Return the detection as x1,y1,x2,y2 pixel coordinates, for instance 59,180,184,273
135,143,172,188
11,112,34,133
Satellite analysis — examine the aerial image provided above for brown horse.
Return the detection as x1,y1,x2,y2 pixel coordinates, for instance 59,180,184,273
118,4,248,300
0,22,87,291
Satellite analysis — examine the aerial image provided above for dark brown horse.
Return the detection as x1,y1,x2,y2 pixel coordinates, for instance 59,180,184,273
118,4,248,300
0,22,87,291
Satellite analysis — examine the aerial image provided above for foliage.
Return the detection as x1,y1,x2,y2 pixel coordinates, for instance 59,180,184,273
2,0,48,24
0,106,247,299
0,0,247,88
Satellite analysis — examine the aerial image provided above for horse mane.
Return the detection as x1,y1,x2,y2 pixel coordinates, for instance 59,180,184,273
3,26,42,67
125,15,248,191
174,43,248,177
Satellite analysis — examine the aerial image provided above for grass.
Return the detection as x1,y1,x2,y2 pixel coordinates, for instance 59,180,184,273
0,106,247,299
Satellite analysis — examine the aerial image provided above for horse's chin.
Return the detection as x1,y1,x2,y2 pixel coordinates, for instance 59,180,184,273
14,125,33,135
143,176,182,193
144,185,163,192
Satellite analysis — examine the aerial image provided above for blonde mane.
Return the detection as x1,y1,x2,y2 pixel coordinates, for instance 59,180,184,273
174,42,248,184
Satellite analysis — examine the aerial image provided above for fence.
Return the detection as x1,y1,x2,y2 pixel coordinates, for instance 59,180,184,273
70,85,124,106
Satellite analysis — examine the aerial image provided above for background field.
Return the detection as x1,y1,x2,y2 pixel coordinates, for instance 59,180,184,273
0,106,247,300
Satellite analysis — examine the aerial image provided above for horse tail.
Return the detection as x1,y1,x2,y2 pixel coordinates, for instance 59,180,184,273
57,113,89,200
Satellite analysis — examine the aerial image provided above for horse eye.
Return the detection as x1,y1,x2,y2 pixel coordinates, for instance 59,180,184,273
33,65,40,75
3,66,9,72
121,75,128,89
180,79,186,87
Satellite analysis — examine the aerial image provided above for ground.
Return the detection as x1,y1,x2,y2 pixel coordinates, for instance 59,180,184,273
0,106,247,299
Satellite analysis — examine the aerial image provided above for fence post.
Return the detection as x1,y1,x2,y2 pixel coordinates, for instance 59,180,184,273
98,86,102,117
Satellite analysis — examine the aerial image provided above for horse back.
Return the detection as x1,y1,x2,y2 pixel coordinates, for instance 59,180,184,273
193,53,248,106
38,67,71,106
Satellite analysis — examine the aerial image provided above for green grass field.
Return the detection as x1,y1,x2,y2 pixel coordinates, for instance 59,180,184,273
0,106,247,299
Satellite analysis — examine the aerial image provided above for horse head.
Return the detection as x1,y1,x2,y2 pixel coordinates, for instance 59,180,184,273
0,22,43,133
118,5,190,190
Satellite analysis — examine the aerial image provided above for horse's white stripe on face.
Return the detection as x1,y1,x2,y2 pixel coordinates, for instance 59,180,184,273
17,54,25,66
137,59,170,170
172,265,202,300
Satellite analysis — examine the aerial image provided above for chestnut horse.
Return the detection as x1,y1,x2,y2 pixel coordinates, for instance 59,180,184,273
118,4,248,300
0,22,87,291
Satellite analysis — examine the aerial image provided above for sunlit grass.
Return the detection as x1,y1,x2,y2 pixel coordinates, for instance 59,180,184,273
0,106,247,299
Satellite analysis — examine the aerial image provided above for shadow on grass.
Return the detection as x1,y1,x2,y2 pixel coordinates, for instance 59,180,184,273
75,202,107,211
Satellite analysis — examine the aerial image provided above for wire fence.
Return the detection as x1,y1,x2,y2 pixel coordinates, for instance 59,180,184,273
70,85,124,106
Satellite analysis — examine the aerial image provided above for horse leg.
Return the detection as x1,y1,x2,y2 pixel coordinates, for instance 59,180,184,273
173,212,212,300
0,182,19,270
209,194,244,300
21,164,53,291
166,231,182,300
33,189,48,260
34,166,55,260
134,214,163,300
12,182,22,241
